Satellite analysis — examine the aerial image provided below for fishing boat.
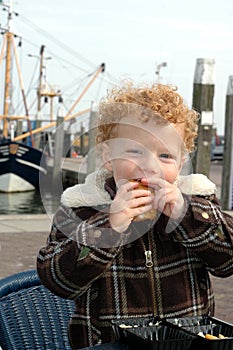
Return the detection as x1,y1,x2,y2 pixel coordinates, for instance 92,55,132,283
0,0,105,192
0,0,47,192
0,140,47,192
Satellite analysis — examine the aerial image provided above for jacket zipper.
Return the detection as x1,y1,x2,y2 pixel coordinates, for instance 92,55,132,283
141,232,157,316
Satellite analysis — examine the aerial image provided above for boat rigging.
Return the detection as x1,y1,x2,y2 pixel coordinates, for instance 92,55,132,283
0,0,106,192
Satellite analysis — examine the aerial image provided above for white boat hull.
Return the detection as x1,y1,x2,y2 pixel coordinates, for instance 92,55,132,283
0,141,47,193
0,173,35,192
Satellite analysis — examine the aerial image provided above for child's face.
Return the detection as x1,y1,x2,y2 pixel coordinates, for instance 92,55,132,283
103,116,185,187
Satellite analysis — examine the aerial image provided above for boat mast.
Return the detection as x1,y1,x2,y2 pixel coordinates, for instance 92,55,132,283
14,63,106,142
2,0,13,138
37,45,44,117
1,0,34,144
38,45,62,122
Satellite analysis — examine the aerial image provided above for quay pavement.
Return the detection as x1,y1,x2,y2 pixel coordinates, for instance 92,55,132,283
0,214,51,279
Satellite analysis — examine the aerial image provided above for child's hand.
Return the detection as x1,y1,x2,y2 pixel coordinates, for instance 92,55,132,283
141,178,185,220
109,181,153,233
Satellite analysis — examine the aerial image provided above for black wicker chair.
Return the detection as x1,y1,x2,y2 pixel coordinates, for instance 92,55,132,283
0,269,75,350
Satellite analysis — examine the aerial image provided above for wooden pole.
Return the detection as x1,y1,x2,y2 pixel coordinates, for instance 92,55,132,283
37,45,44,115
221,76,233,210
34,45,45,148
87,106,97,174
52,107,64,195
80,124,85,155
3,32,12,138
192,58,215,176
12,36,34,146
0,34,7,69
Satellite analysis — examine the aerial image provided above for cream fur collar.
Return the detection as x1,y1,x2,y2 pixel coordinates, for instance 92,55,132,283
61,168,216,208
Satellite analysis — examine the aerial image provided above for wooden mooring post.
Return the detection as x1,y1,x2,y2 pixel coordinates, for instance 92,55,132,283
87,106,98,175
192,58,215,176
221,76,233,210
52,107,64,195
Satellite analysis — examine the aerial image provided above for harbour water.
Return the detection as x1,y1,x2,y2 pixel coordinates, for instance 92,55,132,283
0,191,46,215
0,190,61,215
0,159,82,215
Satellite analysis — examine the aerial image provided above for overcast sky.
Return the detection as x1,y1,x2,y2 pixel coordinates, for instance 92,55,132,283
2,0,233,133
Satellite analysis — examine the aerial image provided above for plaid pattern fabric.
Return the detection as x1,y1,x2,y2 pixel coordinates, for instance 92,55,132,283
37,181,233,349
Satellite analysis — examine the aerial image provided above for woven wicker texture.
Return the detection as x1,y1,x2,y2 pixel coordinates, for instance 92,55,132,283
0,270,75,350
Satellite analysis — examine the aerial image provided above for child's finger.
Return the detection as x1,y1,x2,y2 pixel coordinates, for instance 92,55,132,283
131,204,153,219
129,195,153,209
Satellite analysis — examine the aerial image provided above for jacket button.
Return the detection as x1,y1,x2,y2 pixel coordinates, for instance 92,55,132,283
201,212,209,219
93,229,102,238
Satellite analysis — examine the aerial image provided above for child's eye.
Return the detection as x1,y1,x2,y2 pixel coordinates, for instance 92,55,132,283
126,149,143,155
159,153,173,159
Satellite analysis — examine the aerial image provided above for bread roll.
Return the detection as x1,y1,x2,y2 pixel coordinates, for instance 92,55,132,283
129,179,157,221
205,334,219,340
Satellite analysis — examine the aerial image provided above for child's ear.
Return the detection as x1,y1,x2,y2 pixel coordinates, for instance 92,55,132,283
102,143,112,171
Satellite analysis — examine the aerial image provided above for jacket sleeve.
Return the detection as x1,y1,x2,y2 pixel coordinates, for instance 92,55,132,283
37,204,127,300
172,194,233,277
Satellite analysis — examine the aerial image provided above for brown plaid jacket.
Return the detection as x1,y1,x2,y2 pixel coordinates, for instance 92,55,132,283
37,171,233,349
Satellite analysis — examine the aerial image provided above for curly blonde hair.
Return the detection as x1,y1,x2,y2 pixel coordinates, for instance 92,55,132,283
96,82,199,153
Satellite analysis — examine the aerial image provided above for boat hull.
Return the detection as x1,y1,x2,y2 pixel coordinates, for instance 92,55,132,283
0,141,47,193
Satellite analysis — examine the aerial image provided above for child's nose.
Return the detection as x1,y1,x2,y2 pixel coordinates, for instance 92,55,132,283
141,153,160,174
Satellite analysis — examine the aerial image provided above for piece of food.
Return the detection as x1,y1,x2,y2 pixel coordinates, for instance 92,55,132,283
197,332,228,340
218,333,227,339
205,334,220,340
129,179,157,221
